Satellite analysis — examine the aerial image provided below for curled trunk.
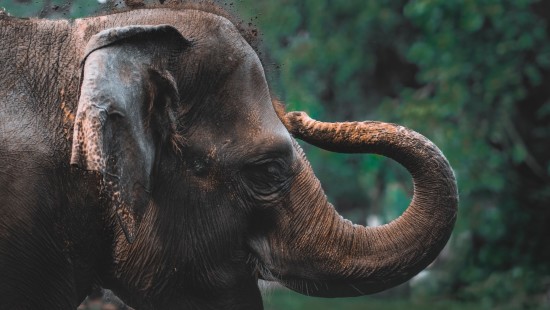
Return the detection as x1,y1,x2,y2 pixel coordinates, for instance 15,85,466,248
253,111,458,297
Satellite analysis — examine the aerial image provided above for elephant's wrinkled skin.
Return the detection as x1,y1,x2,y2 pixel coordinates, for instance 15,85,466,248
0,3,458,309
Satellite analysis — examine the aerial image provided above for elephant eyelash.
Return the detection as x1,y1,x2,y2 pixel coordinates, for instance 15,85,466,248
244,158,286,174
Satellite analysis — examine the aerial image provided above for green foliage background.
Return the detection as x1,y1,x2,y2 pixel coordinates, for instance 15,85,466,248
1,0,549,308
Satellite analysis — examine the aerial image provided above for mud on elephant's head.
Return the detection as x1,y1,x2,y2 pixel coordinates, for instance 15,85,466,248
70,2,457,301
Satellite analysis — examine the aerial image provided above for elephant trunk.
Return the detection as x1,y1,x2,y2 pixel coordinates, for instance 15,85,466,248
255,111,458,297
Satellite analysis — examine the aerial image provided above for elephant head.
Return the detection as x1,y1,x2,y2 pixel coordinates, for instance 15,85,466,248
71,11,457,300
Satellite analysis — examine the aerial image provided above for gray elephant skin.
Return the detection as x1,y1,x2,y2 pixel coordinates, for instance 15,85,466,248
0,2,458,309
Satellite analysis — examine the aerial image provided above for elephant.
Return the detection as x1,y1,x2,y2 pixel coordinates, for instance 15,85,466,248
0,1,458,309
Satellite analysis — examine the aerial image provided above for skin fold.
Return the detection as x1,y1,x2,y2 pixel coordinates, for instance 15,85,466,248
0,2,458,309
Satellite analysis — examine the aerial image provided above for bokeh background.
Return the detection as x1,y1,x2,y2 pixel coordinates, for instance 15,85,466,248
1,0,549,309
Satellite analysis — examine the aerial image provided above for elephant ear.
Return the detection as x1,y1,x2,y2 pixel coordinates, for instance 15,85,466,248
71,25,189,243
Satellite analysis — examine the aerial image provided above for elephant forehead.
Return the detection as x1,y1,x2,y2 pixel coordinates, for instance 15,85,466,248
187,120,292,167
184,44,280,133
195,97,289,149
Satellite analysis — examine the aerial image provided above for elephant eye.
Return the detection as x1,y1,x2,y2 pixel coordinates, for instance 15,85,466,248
245,160,284,180
242,158,290,195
